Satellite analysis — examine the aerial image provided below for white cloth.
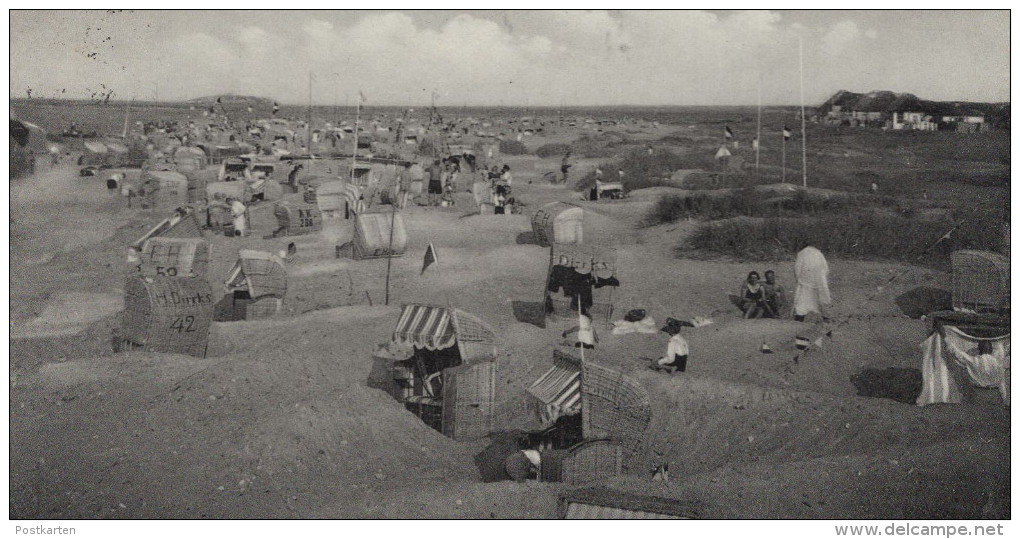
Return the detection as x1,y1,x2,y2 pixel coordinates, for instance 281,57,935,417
577,315,595,346
658,333,689,366
793,246,831,316
522,449,541,467
611,316,658,335
917,326,1010,406
230,200,247,235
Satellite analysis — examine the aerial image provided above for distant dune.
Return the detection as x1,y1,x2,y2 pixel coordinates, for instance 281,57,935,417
818,89,1010,126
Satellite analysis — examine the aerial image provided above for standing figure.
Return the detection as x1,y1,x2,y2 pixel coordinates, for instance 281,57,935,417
793,246,831,321
227,197,247,237
427,159,444,206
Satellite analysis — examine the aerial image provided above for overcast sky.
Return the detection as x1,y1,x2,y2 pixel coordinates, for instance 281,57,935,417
8,9,1011,106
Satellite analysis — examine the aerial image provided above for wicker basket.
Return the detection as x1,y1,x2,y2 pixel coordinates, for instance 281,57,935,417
442,361,496,440
351,211,408,260
225,250,287,299
450,308,499,361
149,171,189,209
557,439,624,485
581,361,651,468
137,237,210,279
273,201,323,236
558,487,700,519
244,295,283,320
121,275,213,357
532,202,583,247
951,250,1010,314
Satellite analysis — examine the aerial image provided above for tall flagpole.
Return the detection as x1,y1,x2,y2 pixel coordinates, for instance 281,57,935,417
307,71,313,157
351,93,361,183
384,204,396,305
755,77,761,175
799,37,807,188
122,98,132,139
782,131,786,184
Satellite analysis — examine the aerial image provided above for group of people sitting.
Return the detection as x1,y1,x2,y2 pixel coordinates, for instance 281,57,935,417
738,270,785,319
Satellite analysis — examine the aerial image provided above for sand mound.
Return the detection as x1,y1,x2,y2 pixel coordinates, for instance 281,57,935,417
14,292,123,339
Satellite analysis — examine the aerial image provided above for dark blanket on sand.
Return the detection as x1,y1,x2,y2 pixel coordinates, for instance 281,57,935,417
851,367,923,404
895,287,953,319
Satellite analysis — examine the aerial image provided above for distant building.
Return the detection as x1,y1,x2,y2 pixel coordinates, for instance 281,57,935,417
891,112,938,131
941,115,986,133
826,106,888,127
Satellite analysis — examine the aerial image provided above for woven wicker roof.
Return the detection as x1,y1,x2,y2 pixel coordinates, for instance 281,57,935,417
224,250,287,298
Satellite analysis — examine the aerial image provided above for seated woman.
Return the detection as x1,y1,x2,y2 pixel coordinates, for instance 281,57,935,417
739,271,775,319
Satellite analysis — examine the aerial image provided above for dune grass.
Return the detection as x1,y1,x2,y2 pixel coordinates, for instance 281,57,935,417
644,188,911,226
574,148,716,192
681,210,1005,267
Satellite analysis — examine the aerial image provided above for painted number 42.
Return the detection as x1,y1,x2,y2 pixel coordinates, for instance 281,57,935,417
169,316,196,333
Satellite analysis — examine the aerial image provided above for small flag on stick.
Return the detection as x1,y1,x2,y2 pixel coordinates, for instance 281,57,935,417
783,126,792,140
421,242,438,275
272,102,280,115
359,90,368,104
724,126,734,139
752,137,759,151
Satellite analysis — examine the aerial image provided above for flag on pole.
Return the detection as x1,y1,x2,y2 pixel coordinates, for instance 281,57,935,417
783,126,792,140
724,126,734,139
715,145,731,159
359,90,367,104
752,137,759,151
421,242,438,275
216,96,222,104
272,102,280,115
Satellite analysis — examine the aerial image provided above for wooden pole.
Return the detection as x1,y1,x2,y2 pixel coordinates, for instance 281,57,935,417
799,37,807,188
351,95,361,183
122,99,132,139
384,205,397,306
306,71,313,157
755,78,761,176
782,135,786,184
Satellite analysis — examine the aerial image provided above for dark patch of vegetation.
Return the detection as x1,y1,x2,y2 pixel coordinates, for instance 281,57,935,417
644,188,911,226
498,139,528,155
680,210,1005,268
574,148,716,193
534,143,571,158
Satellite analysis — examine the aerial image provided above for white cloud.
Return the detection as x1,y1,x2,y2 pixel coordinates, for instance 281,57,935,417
8,10,1009,105
822,20,861,56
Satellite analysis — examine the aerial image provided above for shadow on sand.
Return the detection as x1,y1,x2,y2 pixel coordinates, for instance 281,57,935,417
515,231,539,245
511,300,546,328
